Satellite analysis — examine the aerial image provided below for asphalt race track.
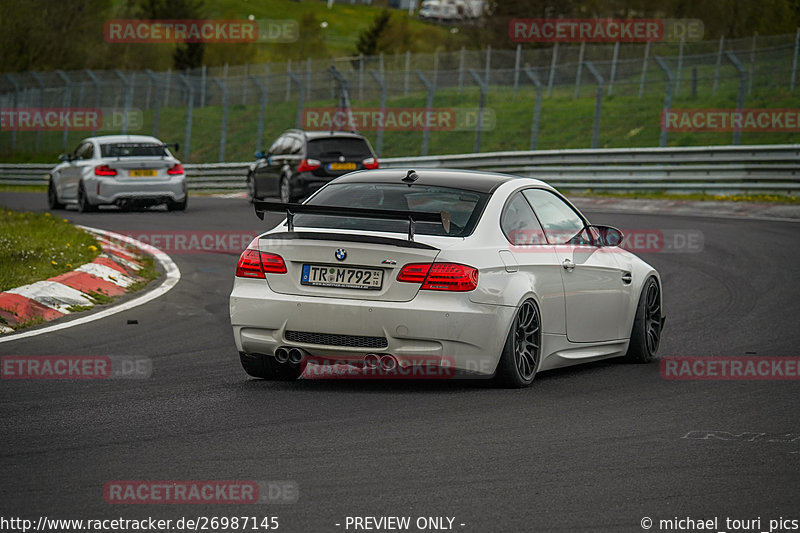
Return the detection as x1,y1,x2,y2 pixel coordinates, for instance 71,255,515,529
1,191,798,532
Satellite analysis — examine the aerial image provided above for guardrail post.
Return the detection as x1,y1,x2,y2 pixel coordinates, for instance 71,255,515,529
415,71,434,156
55,70,72,150
792,28,800,92
584,61,603,149
30,72,46,151
654,56,674,148
212,78,229,162
608,41,620,96
144,70,161,137
513,44,521,97
547,42,558,98
113,70,132,134
250,75,268,153
468,69,487,153
368,70,386,157
574,42,586,99
458,47,465,94
712,36,725,97
726,52,747,146
178,74,193,161
4,74,20,150
287,72,304,129
638,41,650,99
522,67,543,150
675,37,685,96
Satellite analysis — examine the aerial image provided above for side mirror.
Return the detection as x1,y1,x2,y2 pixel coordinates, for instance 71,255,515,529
254,151,264,159
592,225,624,247
58,153,72,162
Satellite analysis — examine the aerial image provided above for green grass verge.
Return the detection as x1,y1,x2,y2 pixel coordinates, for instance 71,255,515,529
0,209,102,292
126,253,160,293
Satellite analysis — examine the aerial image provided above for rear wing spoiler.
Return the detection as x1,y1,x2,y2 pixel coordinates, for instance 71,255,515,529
253,201,451,241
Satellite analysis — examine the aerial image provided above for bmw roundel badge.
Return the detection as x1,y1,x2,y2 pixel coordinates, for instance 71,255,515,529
335,248,347,261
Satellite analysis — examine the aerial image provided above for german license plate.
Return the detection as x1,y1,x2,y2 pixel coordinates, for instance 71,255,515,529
328,162,356,171
301,264,382,290
129,169,157,177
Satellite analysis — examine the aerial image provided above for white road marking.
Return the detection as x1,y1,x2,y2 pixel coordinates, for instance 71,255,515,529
7,281,94,313
76,262,136,287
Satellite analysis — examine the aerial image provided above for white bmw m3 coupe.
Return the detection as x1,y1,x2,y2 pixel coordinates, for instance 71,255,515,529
229,169,664,387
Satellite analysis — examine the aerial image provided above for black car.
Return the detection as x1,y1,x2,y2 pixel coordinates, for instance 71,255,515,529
247,130,379,203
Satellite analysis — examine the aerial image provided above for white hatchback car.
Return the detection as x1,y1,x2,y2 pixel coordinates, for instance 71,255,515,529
48,135,187,212
230,169,664,387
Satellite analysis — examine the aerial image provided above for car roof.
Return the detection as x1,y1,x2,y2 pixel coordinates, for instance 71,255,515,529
330,168,547,194
283,129,368,141
83,135,164,144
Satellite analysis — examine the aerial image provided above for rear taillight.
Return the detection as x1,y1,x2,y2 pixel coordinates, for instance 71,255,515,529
397,262,478,291
235,249,287,278
362,157,379,169
168,163,184,175
94,165,117,176
297,159,321,173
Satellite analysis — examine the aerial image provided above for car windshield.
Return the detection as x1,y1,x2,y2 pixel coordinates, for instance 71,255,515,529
293,182,488,237
307,138,373,160
100,143,168,158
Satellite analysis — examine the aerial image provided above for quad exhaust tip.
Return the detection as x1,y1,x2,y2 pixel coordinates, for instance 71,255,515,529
380,354,398,371
287,348,304,364
274,347,289,363
364,353,381,369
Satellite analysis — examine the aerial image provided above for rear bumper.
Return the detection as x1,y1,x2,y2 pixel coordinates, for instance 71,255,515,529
89,175,186,205
229,277,514,376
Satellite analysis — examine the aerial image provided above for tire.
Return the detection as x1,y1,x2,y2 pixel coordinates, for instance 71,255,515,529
167,196,188,211
494,299,541,388
47,178,64,210
279,174,292,204
622,277,663,363
239,352,302,381
77,182,97,213
247,174,259,202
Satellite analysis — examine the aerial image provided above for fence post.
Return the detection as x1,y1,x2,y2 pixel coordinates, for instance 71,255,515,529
164,68,171,107
243,63,249,105
113,70,132,134
468,69,487,153
212,78,228,162
306,58,312,100
458,46,465,94
144,70,161,137
653,56,674,148
55,70,72,150
513,44,521,97
286,59,292,102
178,74,193,161
675,37,685,96
433,48,439,90
691,67,697,97
5,74,19,150
583,61,603,149
250,75,268,153
368,70,386,156
638,41,650,99
608,41,620,96
484,45,491,88
287,72,304,129
329,66,355,131
726,52,747,146
748,32,757,94
547,42,558,98
522,67,543,150
712,36,725,97
359,54,364,100
404,50,411,96
201,65,207,107
574,41,586,99
415,71,434,156
31,72,46,150
791,28,800,92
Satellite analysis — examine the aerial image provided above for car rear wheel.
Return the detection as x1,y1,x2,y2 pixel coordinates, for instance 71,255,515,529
77,182,97,213
239,352,302,380
48,178,64,210
622,277,663,363
495,299,541,388
167,196,188,211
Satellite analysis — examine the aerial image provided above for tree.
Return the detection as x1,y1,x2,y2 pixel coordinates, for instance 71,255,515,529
136,0,206,69
356,10,392,56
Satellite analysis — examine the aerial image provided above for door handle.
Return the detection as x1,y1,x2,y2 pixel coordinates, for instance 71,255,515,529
621,271,632,284
562,259,575,272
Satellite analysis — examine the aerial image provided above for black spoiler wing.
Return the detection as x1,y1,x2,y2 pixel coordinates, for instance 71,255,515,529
253,201,451,241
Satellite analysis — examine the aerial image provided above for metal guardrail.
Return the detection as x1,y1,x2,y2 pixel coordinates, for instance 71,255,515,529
1,144,798,193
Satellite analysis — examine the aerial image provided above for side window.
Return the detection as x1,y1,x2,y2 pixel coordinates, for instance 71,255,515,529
269,135,288,155
522,189,591,245
288,136,303,155
76,142,94,160
501,192,546,245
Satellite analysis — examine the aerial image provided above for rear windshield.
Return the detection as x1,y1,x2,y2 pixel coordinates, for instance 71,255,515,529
101,143,168,158
307,138,373,160
294,182,488,237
